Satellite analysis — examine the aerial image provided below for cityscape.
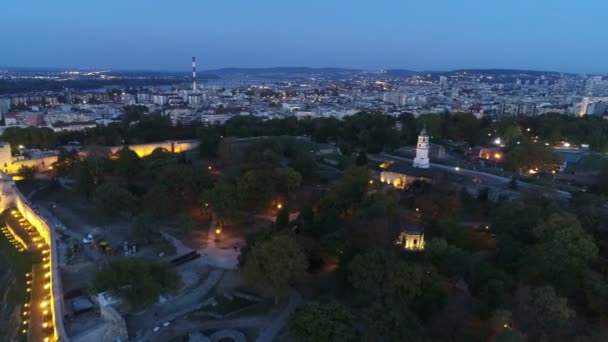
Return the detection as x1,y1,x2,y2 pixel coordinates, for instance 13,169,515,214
2,1,608,342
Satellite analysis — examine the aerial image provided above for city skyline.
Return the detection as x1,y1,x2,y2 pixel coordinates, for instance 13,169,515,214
3,0,608,74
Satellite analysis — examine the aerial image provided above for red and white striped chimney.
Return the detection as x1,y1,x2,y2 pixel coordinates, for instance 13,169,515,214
192,56,197,92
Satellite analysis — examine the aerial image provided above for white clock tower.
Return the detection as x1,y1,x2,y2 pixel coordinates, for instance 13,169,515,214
413,128,430,168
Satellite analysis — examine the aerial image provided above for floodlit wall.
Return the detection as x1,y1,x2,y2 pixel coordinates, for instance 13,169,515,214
8,156,58,174
108,139,199,157
0,174,69,341
380,171,407,189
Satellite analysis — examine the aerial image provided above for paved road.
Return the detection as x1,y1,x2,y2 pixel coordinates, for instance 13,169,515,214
149,316,270,342
144,289,303,342
35,203,103,263
256,290,303,342
374,153,572,201
131,269,224,341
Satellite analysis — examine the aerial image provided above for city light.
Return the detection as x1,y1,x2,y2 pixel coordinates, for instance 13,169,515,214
276,203,283,209
215,228,221,235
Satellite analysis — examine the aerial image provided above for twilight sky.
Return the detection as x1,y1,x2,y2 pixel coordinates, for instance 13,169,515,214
2,0,606,73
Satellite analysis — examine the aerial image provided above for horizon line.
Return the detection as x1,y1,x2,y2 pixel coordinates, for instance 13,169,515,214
0,65,592,76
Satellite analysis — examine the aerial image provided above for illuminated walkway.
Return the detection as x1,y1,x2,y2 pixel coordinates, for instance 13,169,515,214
6,209,56,342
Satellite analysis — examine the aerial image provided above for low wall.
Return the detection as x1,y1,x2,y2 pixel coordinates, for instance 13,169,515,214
108,139,200,157
0,174,69,341
9,155,59,174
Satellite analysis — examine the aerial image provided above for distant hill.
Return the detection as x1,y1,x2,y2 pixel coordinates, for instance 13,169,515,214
447,68,568,76
385,69,417,76
208,67,361,73
205,67,362,78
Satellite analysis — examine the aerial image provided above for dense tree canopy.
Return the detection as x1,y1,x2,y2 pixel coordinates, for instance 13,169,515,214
289,301,356,342
93,183,137,216
243,235,308,301
92,258,179,308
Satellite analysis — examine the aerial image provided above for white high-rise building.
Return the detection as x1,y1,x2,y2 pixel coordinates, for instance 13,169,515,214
413,129,430,169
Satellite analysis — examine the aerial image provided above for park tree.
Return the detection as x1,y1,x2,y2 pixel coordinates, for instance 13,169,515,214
237,169,275,209
526,213,598,291
243,235,308,302
425,238,470,277
92,258,179,308
469,261,513,310
504,139,558,172
273,167,302,195
570,193,608,235
349,249,424,304
53,149,79,176
348,249,445,338
289,301,356,342
197,125,222,157
496,119,523,143
414,185,462,225
355,151,368,166
514,286,575,339
0,126,57,152
144,164,213,218
288,153,319,182
93,183,137,216
83,145,112,184
17,165,37,180
595,164,608,195
275,205,290,230
581,269,608,315
203,183,240,225
74,161,96,197
494,330,527,342
115,147,141,183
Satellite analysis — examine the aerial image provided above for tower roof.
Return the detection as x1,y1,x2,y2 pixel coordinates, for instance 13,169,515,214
419,128,429,136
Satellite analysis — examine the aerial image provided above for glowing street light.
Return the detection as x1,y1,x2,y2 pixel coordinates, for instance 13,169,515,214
276,203,283,210
215,228,222,235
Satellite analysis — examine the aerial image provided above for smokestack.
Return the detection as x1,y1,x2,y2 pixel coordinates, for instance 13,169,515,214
192,56,197,92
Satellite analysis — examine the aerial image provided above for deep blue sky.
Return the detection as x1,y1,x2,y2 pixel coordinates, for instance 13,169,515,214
2,0,607,73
